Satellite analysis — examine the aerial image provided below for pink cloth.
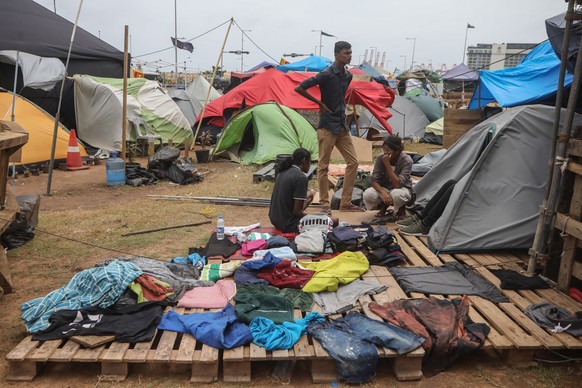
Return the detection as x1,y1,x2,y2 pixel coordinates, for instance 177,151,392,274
241,239,268,256
177,279,237,309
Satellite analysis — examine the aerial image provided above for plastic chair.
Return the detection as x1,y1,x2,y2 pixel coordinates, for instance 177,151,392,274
130,118,163,156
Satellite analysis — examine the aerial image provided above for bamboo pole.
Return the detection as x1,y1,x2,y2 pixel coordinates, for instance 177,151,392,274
122,220,211,237
192,18,234,147
122,25,129,161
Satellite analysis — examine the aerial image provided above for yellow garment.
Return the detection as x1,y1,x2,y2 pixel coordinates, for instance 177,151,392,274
301,251,369,293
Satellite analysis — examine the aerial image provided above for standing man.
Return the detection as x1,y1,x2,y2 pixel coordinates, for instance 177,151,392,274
295,41,363,214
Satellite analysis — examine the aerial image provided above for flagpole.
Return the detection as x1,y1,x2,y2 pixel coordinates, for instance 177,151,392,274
174,0,178,84
319,32,323,56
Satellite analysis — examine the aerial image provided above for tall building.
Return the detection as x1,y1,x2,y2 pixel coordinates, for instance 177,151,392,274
466,43,536,70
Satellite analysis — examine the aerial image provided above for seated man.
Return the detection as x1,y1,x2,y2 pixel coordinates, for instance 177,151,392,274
269,148,315,232
397,179,457,236
362,136,413,219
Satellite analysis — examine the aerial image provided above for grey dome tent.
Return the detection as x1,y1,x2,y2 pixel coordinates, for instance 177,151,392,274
387,96,430,139
412,105,582,253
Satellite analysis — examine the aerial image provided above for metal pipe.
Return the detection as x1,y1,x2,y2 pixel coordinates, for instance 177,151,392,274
10,51,19,122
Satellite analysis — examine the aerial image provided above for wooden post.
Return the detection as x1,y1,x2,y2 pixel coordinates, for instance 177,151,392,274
352,104,360,138
122,25,129,161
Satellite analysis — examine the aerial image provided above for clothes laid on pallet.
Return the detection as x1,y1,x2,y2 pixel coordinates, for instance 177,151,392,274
242,252,282,270
313,279,386,315
200,261,241,282
235,284,314,312
32,301,165,342
233,265,270,286
250,312,325,351
21,261,143,333
367,247,406,267
365,226,399,250
369,296,490,376
241,239,268,256
524,302,582,336
177,279,236,309
490,269,550,290
129,274,173,303
307,311,425,384
158,304,253,349
97,257,213,303
235,293,295,324
190,232,241,260
301,251,369,293
389,262,509,303
257,260,314,289
253,246,297,261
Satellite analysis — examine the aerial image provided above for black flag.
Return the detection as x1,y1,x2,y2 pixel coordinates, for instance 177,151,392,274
171,37,194,53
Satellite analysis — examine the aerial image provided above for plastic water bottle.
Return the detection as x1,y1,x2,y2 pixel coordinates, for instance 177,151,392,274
106,152,125,187
216,216,225,240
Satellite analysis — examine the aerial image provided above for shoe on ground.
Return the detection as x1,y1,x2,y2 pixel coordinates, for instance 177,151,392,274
320,206,332,216
339,204,365,212
396,213,420,227
399,220,430,236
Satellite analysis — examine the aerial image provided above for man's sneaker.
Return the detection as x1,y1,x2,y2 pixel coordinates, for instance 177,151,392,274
321,206,332,216
399,220,430,236
396,213,420,227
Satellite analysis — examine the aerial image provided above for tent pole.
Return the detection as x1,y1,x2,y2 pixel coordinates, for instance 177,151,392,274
528,0,579,273
192,18,234,147
10,51,19,122
46,0,84,197
122,25,129,161
352,104,360,138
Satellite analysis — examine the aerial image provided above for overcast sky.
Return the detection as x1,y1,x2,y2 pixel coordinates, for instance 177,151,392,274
35,0,567,74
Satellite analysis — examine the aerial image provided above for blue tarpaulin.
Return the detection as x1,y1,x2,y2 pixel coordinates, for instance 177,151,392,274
277,55,332,72
468,41,573,109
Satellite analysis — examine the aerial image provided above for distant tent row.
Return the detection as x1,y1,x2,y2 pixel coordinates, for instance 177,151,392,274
413,105,581,252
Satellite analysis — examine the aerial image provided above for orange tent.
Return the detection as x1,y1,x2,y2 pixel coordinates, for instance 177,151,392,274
0,90,87,166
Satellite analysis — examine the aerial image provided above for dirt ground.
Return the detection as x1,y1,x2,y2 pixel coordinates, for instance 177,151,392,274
0,158,580,387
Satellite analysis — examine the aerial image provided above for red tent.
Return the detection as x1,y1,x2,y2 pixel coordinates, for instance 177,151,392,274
198,68,395,132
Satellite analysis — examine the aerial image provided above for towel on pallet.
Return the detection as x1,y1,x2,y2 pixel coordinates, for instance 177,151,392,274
177,279,236,309
250,312,324,351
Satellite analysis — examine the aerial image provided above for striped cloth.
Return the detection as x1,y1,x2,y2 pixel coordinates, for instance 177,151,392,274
21,261,142,333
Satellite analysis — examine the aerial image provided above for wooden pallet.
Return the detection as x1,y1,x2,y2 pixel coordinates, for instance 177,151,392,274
222,264,425,383
5,308,219,383
393,231,582,368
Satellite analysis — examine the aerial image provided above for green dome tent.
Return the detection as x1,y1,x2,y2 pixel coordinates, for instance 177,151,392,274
211,102,318,165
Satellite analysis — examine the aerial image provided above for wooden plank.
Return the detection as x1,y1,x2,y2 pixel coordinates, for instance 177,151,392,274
394,234,426,267
51,339,81,362
292,309,314,359
555,212,582,241
6,360,40,382
369,265,409,301
175,308,199,363
566,161,582,176
558,175,582,290
123,330,157,362
152,329,178,362
466,301,512,349
223,346,251,382
28,340,61,362
5,337,39,361
498,303,563,349
399,234,442,267
567,138,582,156
249,343,267,360
100,341,130,363
271,348,290,360
70,335,116,348
72,344,106,362
470,298,540,349
100,362,128,381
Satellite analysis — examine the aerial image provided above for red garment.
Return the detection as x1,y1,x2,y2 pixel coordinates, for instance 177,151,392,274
257,260,314,289
135,274,173,301
241,239,268,256
278,232,299,242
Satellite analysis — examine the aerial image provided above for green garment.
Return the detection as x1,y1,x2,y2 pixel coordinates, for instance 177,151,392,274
200,261,241,282
235,284,314,311
301,251,369,293
234,293,294,324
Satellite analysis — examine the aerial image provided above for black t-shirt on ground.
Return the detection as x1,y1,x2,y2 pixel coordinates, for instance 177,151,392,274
269,166,308,232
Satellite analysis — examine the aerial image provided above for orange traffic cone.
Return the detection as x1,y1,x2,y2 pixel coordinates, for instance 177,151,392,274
66,129,89,171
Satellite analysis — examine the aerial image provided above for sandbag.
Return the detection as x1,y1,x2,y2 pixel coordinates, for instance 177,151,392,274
147,146,181,179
